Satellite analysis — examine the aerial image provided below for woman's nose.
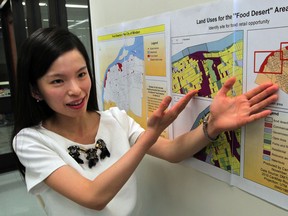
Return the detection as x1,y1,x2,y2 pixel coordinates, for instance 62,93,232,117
67,81,81,96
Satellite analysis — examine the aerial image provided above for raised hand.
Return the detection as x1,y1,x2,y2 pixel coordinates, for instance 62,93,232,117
146,89,198,143
210,77,279,133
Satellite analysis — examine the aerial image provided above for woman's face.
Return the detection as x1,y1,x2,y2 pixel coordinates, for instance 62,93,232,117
35,49,91,119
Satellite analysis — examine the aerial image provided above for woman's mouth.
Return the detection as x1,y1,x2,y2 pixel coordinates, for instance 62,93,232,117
66,98,85,109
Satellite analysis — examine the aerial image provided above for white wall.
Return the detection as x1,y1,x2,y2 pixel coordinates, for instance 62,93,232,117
89,0,288,215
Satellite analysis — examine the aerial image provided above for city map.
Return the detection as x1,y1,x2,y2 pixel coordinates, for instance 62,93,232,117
95,23,168,128
172,31,243,99
102,36,144,117
254,42,288,94
172,31,243,174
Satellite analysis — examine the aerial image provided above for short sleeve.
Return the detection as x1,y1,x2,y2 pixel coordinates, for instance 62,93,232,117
13,128,66,194
108,107,145,145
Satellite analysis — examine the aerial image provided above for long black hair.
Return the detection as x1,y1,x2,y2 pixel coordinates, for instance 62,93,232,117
12,27,99,176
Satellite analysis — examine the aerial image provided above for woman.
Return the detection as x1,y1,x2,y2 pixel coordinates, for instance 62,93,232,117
12,27,278,216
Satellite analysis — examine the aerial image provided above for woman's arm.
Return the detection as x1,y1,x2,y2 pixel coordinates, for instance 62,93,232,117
148,77,279,162
44,135,155,210
44,77,278,210
44,89,199,210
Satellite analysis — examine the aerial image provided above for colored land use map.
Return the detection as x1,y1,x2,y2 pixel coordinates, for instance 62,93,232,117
103,36,144,117
172,31,243,98
191,107,241,175
96,24,168,129
172,31,243,174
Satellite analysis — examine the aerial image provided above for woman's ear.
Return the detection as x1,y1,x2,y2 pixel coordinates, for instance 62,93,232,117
30,85,43,101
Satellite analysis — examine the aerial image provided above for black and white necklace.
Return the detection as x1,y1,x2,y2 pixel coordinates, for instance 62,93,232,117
67,139,110,168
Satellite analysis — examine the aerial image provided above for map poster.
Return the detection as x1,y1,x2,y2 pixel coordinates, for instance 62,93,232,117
93,0,288,209
94,16,171,134
169,0,288,209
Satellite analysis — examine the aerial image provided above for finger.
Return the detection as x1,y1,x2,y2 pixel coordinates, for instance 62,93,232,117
244,82,275,100
247,109,273,123
171,90,198,113
153,96,172,116
217,77,236,97
248,84,279,106
250,94,278,114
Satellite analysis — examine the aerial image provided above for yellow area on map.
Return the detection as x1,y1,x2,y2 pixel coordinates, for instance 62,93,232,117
172,40,243,98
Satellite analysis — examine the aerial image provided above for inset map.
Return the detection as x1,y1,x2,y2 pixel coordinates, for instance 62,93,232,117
247,27,288,110
171,31,244,98
254,42,288,94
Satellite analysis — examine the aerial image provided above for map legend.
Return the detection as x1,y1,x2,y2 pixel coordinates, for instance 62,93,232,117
263,117,273,161
245,111,288,195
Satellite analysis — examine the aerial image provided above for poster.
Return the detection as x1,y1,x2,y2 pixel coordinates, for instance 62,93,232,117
95,16,171,136
94,0,288,210
170,0,288,209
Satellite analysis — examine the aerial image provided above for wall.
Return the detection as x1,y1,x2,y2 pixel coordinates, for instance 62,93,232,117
89,0,288,215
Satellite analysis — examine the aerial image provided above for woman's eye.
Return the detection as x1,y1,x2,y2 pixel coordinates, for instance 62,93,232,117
78,72,87,78
51,79,63,84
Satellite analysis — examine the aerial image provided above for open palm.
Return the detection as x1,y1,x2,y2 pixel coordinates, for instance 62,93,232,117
146,90,198,142
210,77,278,132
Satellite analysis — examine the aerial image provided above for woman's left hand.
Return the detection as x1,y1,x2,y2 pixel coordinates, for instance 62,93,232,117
146,89,198,143
209,77,279,134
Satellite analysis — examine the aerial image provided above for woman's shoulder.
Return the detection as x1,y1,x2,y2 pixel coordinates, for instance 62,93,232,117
100,107,125,114
14,123,57,145
99,107,134,129
15,124,42,137
99,107,129,119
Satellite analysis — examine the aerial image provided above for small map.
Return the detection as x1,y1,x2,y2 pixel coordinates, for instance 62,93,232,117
191,106,241,175
171,31,244,98
254,42,288,94
96,23,168,128
103,36,144,116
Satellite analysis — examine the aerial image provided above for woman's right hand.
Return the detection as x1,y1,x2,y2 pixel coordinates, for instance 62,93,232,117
209,77,279,136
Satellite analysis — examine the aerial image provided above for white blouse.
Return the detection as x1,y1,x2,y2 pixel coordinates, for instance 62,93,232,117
13,107,145,216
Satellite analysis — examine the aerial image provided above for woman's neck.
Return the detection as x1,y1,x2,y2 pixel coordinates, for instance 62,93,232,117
43,111,100,144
